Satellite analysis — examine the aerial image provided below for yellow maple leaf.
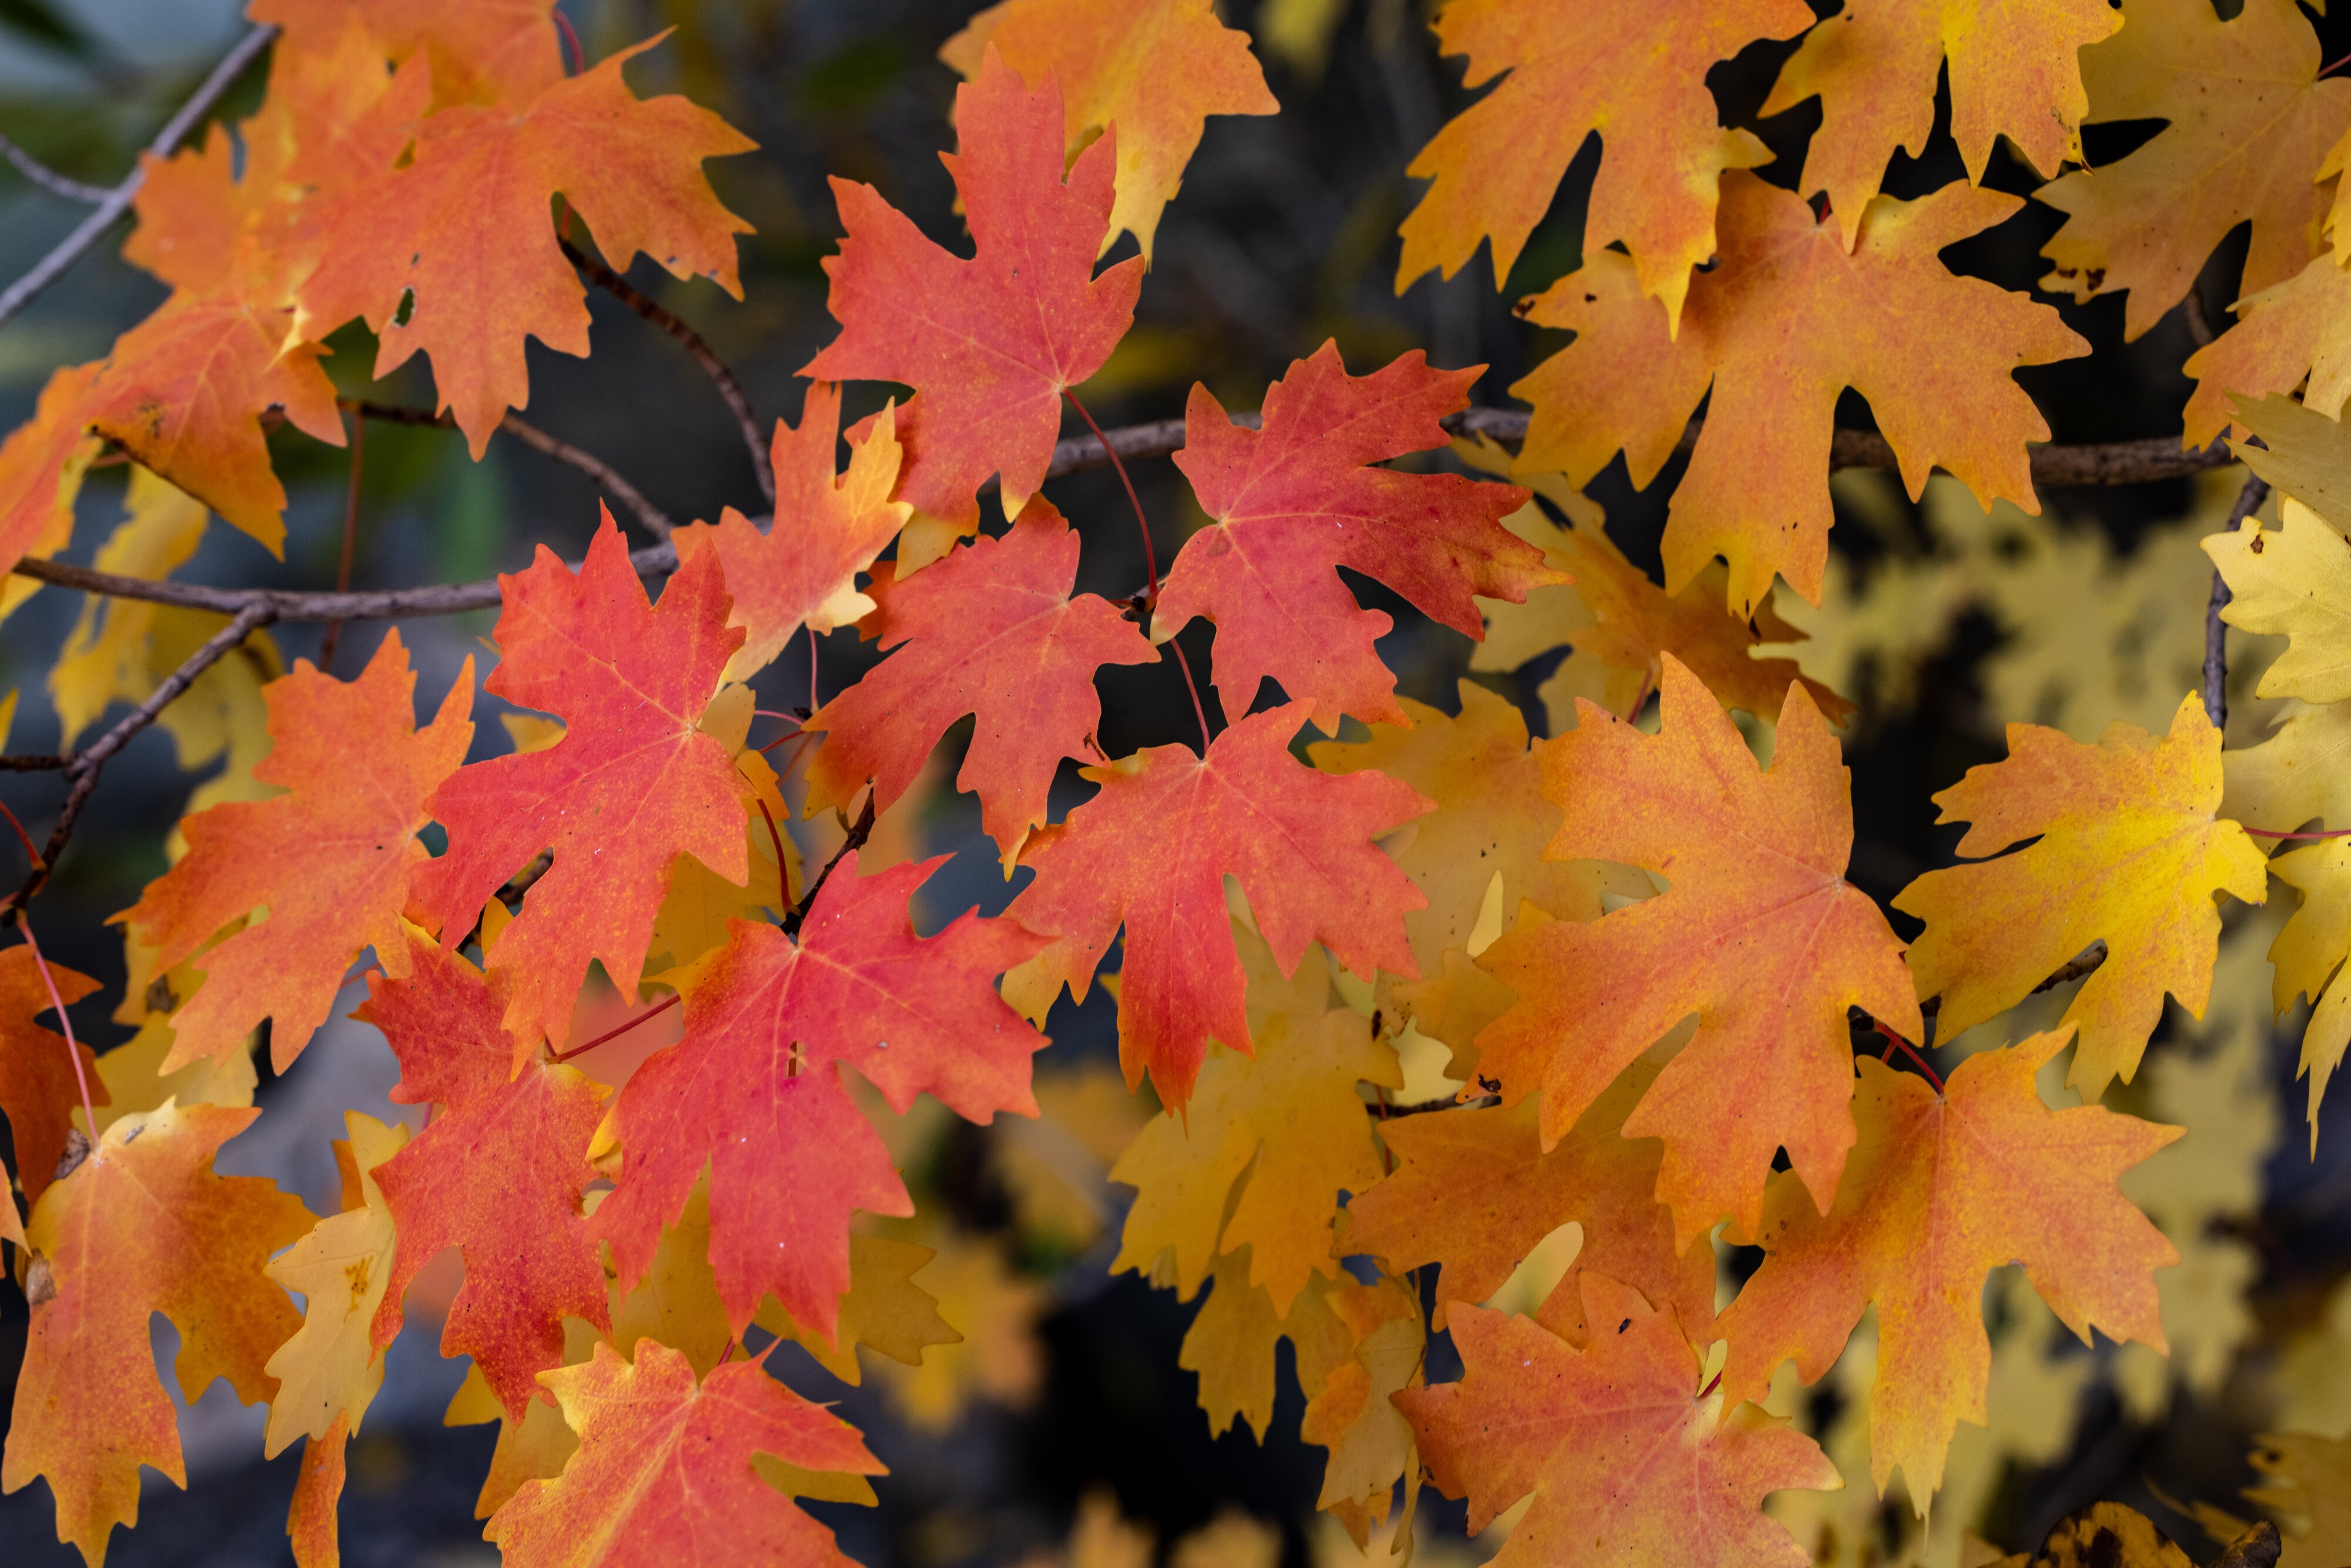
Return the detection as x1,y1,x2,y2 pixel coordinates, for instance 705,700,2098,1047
1764,0,2118,249
51,464,209,748
2206,498,2351,703
1394,0,1810,326
1895,695,2268,1098
2245,1432,2351,1568
1111,923,1399,1312
1308,682,1646,978
939,0,1276,260
867,1231,1043,1432
263,1113,410,1458
2038,0,2351,340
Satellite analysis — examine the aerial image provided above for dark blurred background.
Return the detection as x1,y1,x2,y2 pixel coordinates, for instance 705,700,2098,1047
0,1,2346,1564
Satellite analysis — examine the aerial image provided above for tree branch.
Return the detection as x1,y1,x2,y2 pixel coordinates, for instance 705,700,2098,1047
782,792,876,939
0,24,277,330
561,237,773,504
0,132,111,204
5,601,273,909
343,400,677,540
3,411,2252,628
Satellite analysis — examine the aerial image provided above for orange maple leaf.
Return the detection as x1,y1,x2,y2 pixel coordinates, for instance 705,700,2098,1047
1002,702,1430,1108
1398,1275,1837,1568
1894,695,2269,1100
1,1102,311,1567
297,37,755,454
359,932,611,1420
251,0,567,108
671,383,910,682
1717,1033,2179,1504
805,497,1157,860
802,49,1142,530
2037,0,2351,341
118,630,475,1076
0,363,102,579
413,513,748,1053
0,945,103,1207
939,0,1277,260
1762,0,2119,248
1157,344,1550,731
2182,254,2351,447
1474,655,1920,1247
594,855,1046,1339
1395,0,1812,324
1342,1057,1713,1343
1513,174,2087,617
486,1340,882,1567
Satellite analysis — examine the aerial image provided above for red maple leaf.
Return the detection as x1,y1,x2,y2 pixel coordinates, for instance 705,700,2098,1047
1158,343,1550,730
801,47,1141,529
592,854,1046,1338
805,497,1157,859
1002,701,1431,1107
487,1340,880,1567
412,512,748,1053
359,931,610,1420
0,945,102,1207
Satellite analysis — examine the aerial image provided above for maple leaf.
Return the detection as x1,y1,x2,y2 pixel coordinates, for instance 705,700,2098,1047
1717,1034,2179,1504
1398,1275,1837,1568
1002,701,1430,1108
1894,695,2268,1099
2,1102,311,1567
1515,176,2087,617
2183,256,2351,448
1307,681,1649,977
0,945,102,1208
263,1112,408,1458
296,38,754,455
1452,448,1853,730
753,1232,963,1386
1473,654,1919,1245
2245,1432,2351,1568
485,1340,882,1567
1763,0,2119,248
2206,497,2351,703
286,1412,349,1568
0,361,101,581
251,0,567,108
413,514,747,1053
940,0,1276,260
1342,1056,1714,1343
801,49,1142,530
2037,0,2351,341
2261,840,2351,1143
671,383,911,682
357,932,611,1420
1111,921,1400,1312
1157,343,1549,730
52,465,210,747
118,630,475,1074
2226,394,2351,527
592,853,1046,1339
804,497,1156,859
1394,0,1810,326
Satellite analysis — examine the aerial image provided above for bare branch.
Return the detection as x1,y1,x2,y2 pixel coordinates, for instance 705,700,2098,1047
0,24,278,330
6,601,273,909
343,400,678,540
0,132,110,204
562,237,773,504
1039,407,2239,490
783,792,876,939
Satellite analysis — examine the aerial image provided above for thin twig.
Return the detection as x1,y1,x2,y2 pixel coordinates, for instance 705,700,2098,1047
343,400,677,540
562,237,772,504
2204,471,2272,729
548,993,679,1064
0,132,110,204
782,792,875,939
320,410,364,672
5,602,272,910
0,24,277,330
